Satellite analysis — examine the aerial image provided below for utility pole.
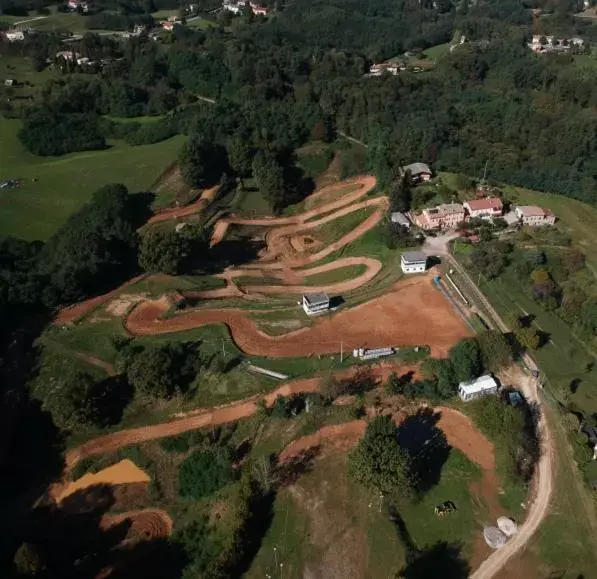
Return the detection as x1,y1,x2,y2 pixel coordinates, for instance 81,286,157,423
481,160,488,185
222,339,225,357
340,341,343,363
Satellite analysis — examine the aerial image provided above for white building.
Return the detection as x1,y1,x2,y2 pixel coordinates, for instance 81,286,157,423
401,251,427,274
458,375,499,402
369,62,400,76
302,294,330,316
5,29,25,42
401,162,433,184
515,205,556,226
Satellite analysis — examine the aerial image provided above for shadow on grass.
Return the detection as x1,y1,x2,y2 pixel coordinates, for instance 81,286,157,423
397,408,451,496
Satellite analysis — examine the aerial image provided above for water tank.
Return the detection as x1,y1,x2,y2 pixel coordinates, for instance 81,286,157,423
497,517,518,537
483,526,507,549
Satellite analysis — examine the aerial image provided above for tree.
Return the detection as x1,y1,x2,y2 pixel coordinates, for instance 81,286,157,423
515,327,541,350
252,150,285,210
179,448,233,499
126,346,177,400
449,338,482,383
348,416,417,501
226,135,254,178
138,229,188,275
33,368,96,431
13,542,45,576
389,177,413,212
179,135,228,188
477,330,512,372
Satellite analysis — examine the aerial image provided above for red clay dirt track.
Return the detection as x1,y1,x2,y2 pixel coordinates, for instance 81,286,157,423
125,274,472,357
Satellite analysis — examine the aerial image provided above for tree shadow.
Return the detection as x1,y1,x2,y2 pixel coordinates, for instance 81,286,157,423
88,375,135,427
127,191,156,229
397,541,469,578
569,378,582,395
387,505,417,564
275,446,321,487
200,237,266,273
397,408,451,496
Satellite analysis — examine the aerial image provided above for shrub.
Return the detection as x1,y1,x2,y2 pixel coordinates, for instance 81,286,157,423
160,434,191,454
179,449,233,499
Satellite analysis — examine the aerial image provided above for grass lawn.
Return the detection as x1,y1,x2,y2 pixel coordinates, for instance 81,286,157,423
186,16,217,29
296,141,333,179
0,118,185,240
0,54,58,98
231,182,272,217
151,9,179,18
303,263,368,286
1,8,90,32
422,42,450,62
248,447,483,577
312,206,376,245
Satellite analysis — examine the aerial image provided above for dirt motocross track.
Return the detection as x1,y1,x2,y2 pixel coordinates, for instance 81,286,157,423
125,274,471,357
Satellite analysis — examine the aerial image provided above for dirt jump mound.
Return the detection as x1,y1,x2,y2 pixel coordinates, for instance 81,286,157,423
101,509,173,542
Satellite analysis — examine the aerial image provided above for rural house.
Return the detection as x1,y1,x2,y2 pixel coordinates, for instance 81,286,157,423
458,375,499,402
515,206,556,226
368,62,401,76
401,251,427,274
401,162,432,184
463,197,503,219
301,294,330,316
414,203,465,230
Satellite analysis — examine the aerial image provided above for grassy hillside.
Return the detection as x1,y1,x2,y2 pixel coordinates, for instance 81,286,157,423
0,118,185,240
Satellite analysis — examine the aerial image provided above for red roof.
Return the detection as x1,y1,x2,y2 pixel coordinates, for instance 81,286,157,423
465,197,503,211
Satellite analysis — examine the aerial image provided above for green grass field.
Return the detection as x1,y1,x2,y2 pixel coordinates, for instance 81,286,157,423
303,263,367,286
248,447,483,577
0,54,58,98
0,118,185,240
422,42,450,62
0,8,89,32
186,16,217,29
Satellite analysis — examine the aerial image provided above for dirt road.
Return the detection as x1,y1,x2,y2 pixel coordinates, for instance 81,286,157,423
470,365,553,579
65,363,420,469
423,232,556,578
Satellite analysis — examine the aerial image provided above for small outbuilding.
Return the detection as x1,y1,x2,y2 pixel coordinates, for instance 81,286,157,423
401,251,427,274
302,294,330,316
401,162,432,184
458,375,498,402
390,212,411,229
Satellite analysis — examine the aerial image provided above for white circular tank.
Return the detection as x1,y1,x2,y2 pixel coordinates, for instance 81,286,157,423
497,516,518,537
484,526,507,549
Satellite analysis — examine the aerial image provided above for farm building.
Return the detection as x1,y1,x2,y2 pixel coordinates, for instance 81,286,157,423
302,294,330,316
464,197,503,219
391,212,411,228
515,206,556,226
401,251,427,274
458,375,498,402
401,162,432,184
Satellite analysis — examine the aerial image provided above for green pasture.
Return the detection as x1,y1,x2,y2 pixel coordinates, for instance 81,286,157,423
0,118,184,240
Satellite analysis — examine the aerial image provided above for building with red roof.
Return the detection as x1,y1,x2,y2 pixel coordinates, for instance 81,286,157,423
463,197,503,219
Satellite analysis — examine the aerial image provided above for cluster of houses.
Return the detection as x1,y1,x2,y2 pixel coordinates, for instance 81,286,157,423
222,0,270,16
67,0,91,12
3,27,30,42
528,35,585,54
390,162,556,233
55,50,95,66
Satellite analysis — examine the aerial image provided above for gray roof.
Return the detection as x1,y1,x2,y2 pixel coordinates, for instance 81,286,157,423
391,212,410,226
401,251,427,264
304,293,330,306
402,162,431,176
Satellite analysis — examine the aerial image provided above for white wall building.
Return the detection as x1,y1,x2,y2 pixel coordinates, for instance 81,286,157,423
458,375,499,402
515,205,556,226
302,294,330,316
463,197,503,219
390,212,411,228
5,29,25,42
401,251,427,274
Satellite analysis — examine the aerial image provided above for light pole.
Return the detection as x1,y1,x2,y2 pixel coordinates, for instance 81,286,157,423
273,546,278,569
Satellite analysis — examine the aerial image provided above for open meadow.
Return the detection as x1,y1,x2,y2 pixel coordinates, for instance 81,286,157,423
0,118,184,239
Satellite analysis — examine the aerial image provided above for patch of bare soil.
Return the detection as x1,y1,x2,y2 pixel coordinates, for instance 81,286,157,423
105,293,147,317
53,459,150,503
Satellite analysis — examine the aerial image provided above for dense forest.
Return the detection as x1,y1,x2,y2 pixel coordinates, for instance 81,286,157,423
4,0,597,201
